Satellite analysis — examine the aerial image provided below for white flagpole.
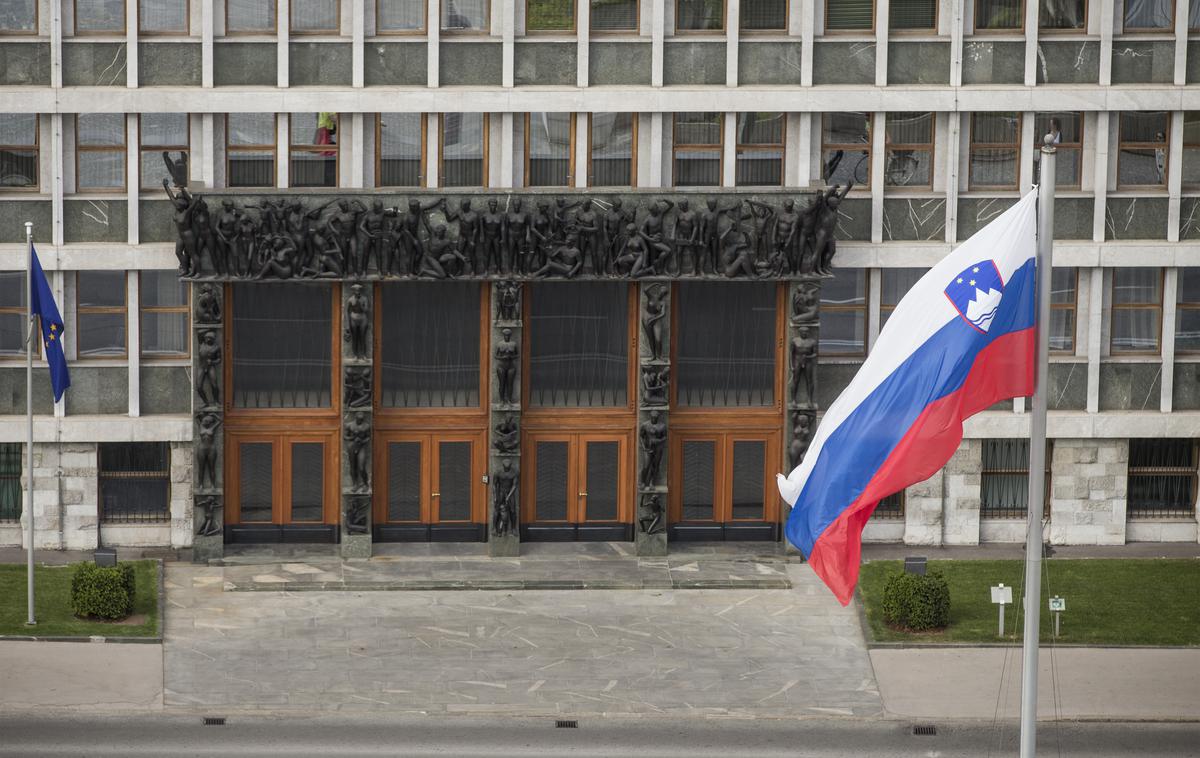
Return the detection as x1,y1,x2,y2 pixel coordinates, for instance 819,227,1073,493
1020,134,1056,756
24,221,35,626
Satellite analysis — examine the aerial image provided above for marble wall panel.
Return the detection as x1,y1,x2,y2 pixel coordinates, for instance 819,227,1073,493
589,42,652,85
812,41,875,85
64,199,128,244
834,196,871,241
1171,362,1200,410
139,199,176,243
440,42,503,85
663,41,726,85
0,42,51,85
65,367,129,415
887,41,950,85
0,367,55,415
214,42,277,86
290,42,353,86
1179,197,1200,239
141,365,192,414
1189,41,1200,83
961,41,1024,84
1110,40,1175,84
738,41,803,85
1053,196,1094,240
0,201,52,243
1098,361,1163,411
1105,196,1169,240
881,197,946,241
139,42,201,86
365,42,428,85
514,42,576,86
1048,361,1087,411
1035,40,1099,84
62,42,127,86
956,196,1017,240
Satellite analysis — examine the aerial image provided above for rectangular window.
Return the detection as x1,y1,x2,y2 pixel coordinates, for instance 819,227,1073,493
139,271,189,358
884,112,934,188
822,112,871,188
290,113,339,188
528,282,630,408
591,0,637,30
526,113,575,187
1175,268,1200,353
0,272,29,357
380,282,482,407
377,0,425,31
818,271,866,355
0,443,20,521
227,0,276,32
1110,267,1163,354
826,0,874,31
140,113,189,190
227,113,276,188
1033,112,1082,189
676,282,776,407
741,0,786,30
871,491,904,519
589,113,636,187
980,439,1051,519
969,112,1020,190
1181,112,1200,188
0,114,39,191
377,113,424,187
1124,0,1173,30
1050,267,1077,353
676,0,724,30
1127,439,1197,519
442,0,489,31
527,0,575,31
291,0,339,32
77,271,127,358
890,0,936,29
673,112,723,187
0,0,36,32
974,0,1022,30
735,112,784,187
139,0,188,33
1041,0,1084,28
99,442,171,523
440,113,488,187
76,113,126,192
76,0,125,32
1118,111,1169,189
880,267,925,329
232,283,333,409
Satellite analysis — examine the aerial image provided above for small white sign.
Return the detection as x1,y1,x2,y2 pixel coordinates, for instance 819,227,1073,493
991,583,1013,605
1049,597,1066,612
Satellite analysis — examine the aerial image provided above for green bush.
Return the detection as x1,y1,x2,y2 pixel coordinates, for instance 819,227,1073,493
70,562,133,620
881,569,951,631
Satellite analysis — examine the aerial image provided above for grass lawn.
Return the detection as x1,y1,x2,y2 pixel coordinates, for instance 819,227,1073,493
859,559,1200,646
0,560,159,638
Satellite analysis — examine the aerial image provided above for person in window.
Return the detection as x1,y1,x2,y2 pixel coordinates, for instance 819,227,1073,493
1155,131,1166,185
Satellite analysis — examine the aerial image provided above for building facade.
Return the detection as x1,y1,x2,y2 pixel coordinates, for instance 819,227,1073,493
1,0,1198,556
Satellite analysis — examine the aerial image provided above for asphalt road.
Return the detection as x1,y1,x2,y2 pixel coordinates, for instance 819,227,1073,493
1,714,1197,757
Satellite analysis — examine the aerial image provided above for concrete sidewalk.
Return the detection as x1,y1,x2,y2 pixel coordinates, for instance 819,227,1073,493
0,641,163,711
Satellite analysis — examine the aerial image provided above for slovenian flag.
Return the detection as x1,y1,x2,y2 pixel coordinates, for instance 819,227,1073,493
777,192,1039,605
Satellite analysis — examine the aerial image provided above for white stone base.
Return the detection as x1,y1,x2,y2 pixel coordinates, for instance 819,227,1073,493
1126,520,1199,543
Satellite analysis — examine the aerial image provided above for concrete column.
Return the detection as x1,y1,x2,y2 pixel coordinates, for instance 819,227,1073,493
648,112,664,187
651,0,665,87
53,271,65,418
501,0,515,87
875,0,889,87
127,271,140,417
352,0,365,87
867,267,882,350
1168,111,1184,241
201,0,214,87
784,112,802,187
637,282,669,556
1098,0,1113,85
577,0,590,87
1175,0,1189,86
870,112,885,242
1023,0,1038,85
425,114,440,188
126,0,138,88
725,0,739,86
489,282,521,556
1092,113,1110,241
948,0,963,86
201,114,215,188
574,114,589,188
278,0,290,87
1086,267,1103,413
1019,110,1035,195
126,114,139,245
50,0,62,88
796,112,812,187
944,111,961,243
51,113,64,247
1161,268,1178,413
341,283,373,558
499,113,514,188
191,282,224,562
800,0,814,86
278,115,289,188
427,0,441,86
722,112,736,187
350,112,365,188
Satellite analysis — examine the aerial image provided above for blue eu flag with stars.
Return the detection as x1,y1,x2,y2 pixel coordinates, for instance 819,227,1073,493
29,245,70,402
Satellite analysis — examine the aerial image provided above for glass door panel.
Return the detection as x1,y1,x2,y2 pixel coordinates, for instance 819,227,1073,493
435,441,473,522
386,441,423,522
681,439,717,521
289,442,325,522
238,441,274,522
582,439,619,522
730,440,765,520
533,440,571,521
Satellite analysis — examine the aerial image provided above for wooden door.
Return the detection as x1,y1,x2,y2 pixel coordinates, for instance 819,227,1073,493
668,431,779,539
374,432,486,540
522,432,631,538
227,432,339,527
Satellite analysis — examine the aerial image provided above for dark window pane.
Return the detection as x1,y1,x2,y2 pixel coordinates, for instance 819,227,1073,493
227,0,276,31
232,283,333,408
681,440,715,521
0,0,36,32
441,113,485,187
741,0,785,29
437,441,473,521
527,113,572,187
99,442,170,522
529,283,629,407
1124,0,1172,28
1040,0,1084,27
976,0,1022,28
676,112,723,145
387,441,422,522
528,0,574,30
1113,268,1161,305
442,0,488,30
238,442,273,522
380,282,480,407
378,0,424,30
290,442,324,522
677,0,723,30
292,0,338,31
140,0,187,32
141,312,189,356
590,113,634,187
677,282,775,406
673,151,721,186
891,0,936,28
229,113,276,146
379,112,423,187
980,438,1030,518
77,0,125,31
1128,439,1197,518
827,0,873,29
584,440,619,521
534,440,569,521
730,440,764,520
0,443,21,521
591,0,637,30
228,152,275,187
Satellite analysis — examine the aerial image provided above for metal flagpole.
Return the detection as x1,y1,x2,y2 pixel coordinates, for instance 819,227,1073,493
25,221,36,626
1020,134,1056,756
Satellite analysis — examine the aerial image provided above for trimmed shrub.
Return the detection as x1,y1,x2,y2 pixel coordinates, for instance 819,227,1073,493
70,562,133,620
881,569,951,631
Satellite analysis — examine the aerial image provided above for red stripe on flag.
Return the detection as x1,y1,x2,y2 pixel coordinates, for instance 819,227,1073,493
806,326,1037,606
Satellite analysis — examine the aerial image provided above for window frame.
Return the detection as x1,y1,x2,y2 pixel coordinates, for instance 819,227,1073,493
735,112,786,188
825,0,876,34
98,442,172,524
524,112,577,188
75,113,127,193
818,270,868,357
1109,267,1164,355
0,0,38,34
1122,0,1175,32
968,111,1022,191
1050,267,1079,354
879,267,926,328
374,0,428,34
972,0,1025,33
587,112,638,188
289,113,341,188
375,112,427,188
0,114,40,193
526,0,577,33
1126,439,1199,519
138,271,191,360
74,0,127,35
589,0,640,33
1117,111,1170,191
979,438,1052,519
821,112,873,189
289,0,341,34
1177,268,1200,355
888,0,939,33
76,270,129,360
438,113,490,188
0,271,37,360
225,0,278,34
739,0,788,32
1039,0,1086,31
138,0,190,35
225,113,278,188
138,113,191,191
672,112,725,187
1034,112,1083,189
674,0,726,33
884,111,935,190
441,0,492,33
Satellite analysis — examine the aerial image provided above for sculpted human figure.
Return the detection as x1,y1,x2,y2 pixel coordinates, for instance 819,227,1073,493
491,458,519,537
445,199,482,274
743,200,777,262
431,223,467,278
344,366,372,408
814,182,853,275
792,284,818,323
197,330,222,407
195,413,222,490
530,200,554,272
344,411,371,492
214,200,241,277
286,199,334,272
344,284,370,360
603,198,635,264
493,414,520,453
775,198,802,273
196,496,221,537
234,211,258,277
306,218,345,278
673,199,702,276
789,411,812,469
642,283,668,361
619,224,652,278
504,199,532,275
480,199,505,274
497,281,520,322
495,327,519,405
393,197,444,276
345,496,369,535
640,199,675,274
575,200,605,275
699,197,731,275
642,366,669,406
534,230,584,279
719,224,756,279
255,236,296,279
638,493,664,536
790,327,818,406
550,197,581,241
164,179,199,276
358,199,396,275
196,283,221,324
192,198,220,276
639,410,667,488
418,224,451,279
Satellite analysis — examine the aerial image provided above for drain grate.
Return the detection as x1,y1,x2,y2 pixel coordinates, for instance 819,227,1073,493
912,725,937,736
203,717,227,726
555,720,579,729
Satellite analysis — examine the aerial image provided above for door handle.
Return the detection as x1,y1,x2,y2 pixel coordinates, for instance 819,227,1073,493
578,492,588,497
431,492,441,497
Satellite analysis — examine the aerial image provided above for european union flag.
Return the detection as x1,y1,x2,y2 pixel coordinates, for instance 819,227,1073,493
29,245,70,402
